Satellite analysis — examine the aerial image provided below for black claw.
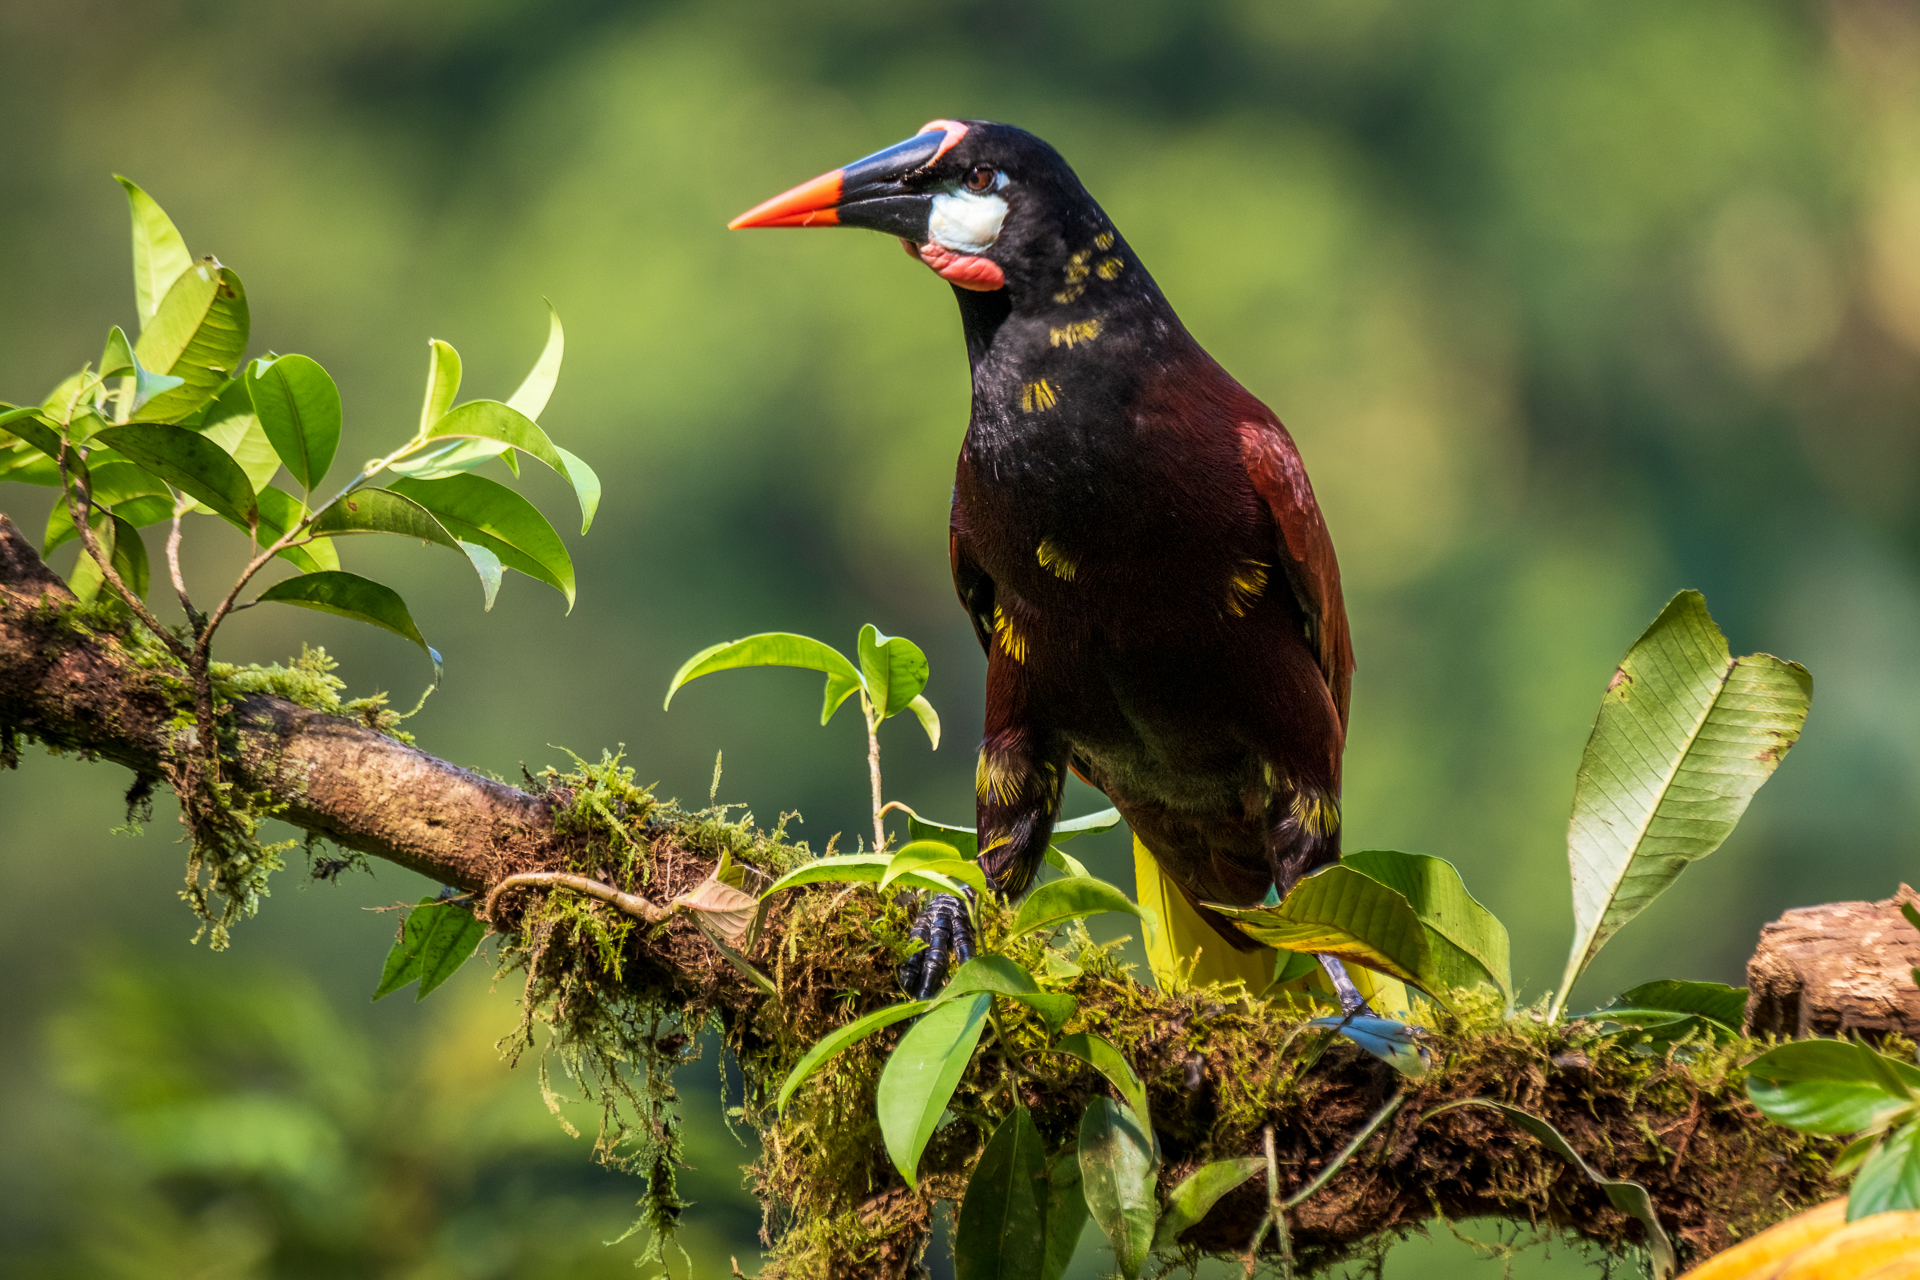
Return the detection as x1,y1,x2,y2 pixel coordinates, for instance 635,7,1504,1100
899,892,976,999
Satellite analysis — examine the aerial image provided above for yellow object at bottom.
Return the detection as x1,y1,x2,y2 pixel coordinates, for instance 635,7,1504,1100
1132,834,1411,1014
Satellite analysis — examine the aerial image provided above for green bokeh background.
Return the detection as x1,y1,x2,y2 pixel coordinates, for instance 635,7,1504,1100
5,1,1918,1275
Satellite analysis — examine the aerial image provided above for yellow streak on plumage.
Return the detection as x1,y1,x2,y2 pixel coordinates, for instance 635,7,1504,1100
992,605,1028,663
1048,318,1104,348
1096,256,1123,280
1290,791,1340,838
1036,538,1077,581
976,750,1025,805
1094,231,1115,250
1020,380,1059,413
1227,560,1269,616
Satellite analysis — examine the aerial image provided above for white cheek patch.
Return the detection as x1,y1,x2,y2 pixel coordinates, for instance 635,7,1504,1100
928,189,1008,254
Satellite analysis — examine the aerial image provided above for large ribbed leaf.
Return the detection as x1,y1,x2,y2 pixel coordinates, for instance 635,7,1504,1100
954,1107,1048,1280
1552,591,1811,1017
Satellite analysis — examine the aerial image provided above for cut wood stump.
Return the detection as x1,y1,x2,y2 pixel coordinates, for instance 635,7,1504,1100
1746,884,1920,1042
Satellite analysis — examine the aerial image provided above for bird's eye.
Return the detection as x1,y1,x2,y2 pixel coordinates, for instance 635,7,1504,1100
963,167,997,193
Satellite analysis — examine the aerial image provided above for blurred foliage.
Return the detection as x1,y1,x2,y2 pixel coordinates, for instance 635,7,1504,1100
5,0,1920,1275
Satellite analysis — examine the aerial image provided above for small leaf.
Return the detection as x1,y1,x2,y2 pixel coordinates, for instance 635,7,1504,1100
246,355,341,490
1053,1033,1150,1135
1834,1132,1882,1179
506,302,564,420
418,339,461,436
674,875,759,948
416,399,567,473
1422,1099,1675,1279
955,1107,1048,1280
1042,1147,1089,1280
461,540,504,610
877,991,991,1187
760,853,893,897
907,693,941,750
1,406,78,473
372,897,485,1000
663,632,863,721
775,999,932,1114
1746,1040,1920,1134
95,423,257,526
1009,876,1154,944
131,260,249,422
941,955,1077,1037
130,355,186,413
310,487,465,555
858,623,930,718
1152,1157,1265,1250
387,473,575,610
882,841,990,898
115,176,192,329
1574,980,1748,1046
1209,865,1432,1000
1848,1123,1920,1220
256,571,438,673
898,806,1119,863
107,514,149,600
1077,1096,1156,1280
100,326,134,379
555,445,600,534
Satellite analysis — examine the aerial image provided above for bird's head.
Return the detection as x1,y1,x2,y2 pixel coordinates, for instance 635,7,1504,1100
730,119,1120,308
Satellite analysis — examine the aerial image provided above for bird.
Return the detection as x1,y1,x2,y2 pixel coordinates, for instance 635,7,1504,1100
731,119,1399,1014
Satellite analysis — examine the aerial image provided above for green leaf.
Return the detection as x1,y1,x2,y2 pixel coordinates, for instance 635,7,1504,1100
387,473,575,610
555,445,600,535
1209,866,1434,1001
309,485,501,592
878,992,991,1187
417,399,567,473
757,852,969,900
774,999,932,1114
940,955,1077,1037
1422,1099,1675,1279
99,326,134,379
384,437,511,482
193,379,281,492
460,540,504,610
66,514,114,604
1,406,76,472
1053,1033,1150,1136
1746,1040,1920,1135
955,1106,1048,1280
506,301,564,421
882,841,990,898
95,423,257,526
1042,1147,1088,1280
1574,980,1748,1045
1152,1157,1265,1250
372,898,486,1000
131,260,249,422
1834,1132,1882,1178
1849,1122,1920,1220
129,352,185,413
246,355,340,490
1341,849,1512,1002
907,693,941,750
663,631,863,722
115,176,192,329
253,486,338,574
1077,1096,1156,1280
857,623,930,719
418,339,461,437
256,571,439,676
1008,876,1154,944
1555,591,1812,1015
42,461,169,553
66,514,145,606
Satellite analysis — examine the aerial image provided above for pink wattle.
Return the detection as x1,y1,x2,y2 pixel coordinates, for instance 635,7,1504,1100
904,238,1005,291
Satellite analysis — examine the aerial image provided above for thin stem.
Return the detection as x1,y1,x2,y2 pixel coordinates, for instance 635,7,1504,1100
1282,1090,1406,1210
57,451,187,662
165,501,203,635
863,693,885,852
484,871,671,924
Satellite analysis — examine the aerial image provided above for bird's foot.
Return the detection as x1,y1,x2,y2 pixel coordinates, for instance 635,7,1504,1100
898,892,975,999
1317,953,1377,1017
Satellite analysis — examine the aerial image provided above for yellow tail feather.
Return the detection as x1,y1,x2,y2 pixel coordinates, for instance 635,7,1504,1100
1132,834,1411,1013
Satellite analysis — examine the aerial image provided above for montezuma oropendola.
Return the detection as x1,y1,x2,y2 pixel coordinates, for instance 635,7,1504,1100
732,120,1380,1012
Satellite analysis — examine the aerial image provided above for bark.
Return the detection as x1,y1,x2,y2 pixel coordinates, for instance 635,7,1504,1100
1745,884,1920,1043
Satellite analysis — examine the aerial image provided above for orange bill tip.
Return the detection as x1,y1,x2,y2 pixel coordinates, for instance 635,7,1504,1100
728,168,846,230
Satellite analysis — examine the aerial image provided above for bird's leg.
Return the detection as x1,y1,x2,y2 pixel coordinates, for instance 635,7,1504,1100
899,891,975,998
1316,954,1375,1017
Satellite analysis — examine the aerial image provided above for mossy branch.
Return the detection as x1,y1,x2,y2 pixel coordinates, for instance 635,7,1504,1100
0,512,1843,1277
